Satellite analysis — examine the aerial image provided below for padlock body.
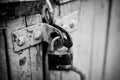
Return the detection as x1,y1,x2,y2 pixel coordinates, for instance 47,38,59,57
48,51,73,71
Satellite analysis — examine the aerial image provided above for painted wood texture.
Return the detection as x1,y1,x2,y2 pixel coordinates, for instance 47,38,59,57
104,0,120,80
26,14,43,80
3,0,120,80
89,1,108,80
0,30,8,80
6,17,31,80
57,0,108,80
5,14,44,80
70,1,97,80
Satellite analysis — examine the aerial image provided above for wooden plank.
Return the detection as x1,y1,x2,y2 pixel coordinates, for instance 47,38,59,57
50,71,61,80
29,45,43,80
26,14,43,80
53,1,82,80
0,30,8,80
55,10,81,80
59,0,81,17
69,1,95,80
61,71,80,80
89,0,109,80
6,17,31,80
55,1,97,80
26,14,42,27
26,14,61,80
0,0,38,3
104,0,120,80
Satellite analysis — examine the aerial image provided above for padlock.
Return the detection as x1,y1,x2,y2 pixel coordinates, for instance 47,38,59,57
48,31,73,71
42,0,73,71
48,50,73,70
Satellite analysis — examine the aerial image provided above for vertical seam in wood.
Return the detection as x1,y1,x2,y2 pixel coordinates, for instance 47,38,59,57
3,29,12,80
60,71,62,80
102,0,113,80
25,16,32,80
25,16,28,27
58,3,61,17
28,47,33,80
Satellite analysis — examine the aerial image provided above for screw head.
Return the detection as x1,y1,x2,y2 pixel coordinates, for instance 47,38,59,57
33,31,42,40
69,19,76,28
17,36,25,46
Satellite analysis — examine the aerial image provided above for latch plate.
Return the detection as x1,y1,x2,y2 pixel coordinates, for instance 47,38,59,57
12,23,57,52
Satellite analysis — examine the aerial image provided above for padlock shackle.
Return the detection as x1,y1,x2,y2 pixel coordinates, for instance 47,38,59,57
50,36,63,51
51,23,73,48
41,23,63,44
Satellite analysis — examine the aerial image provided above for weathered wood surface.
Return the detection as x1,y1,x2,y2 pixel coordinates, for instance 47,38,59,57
59,1,96,80
0,0,38,3
59,0,81,18
71,1,96,80
5,13,44,80
2,0,119,80
0,1,45,23
89,1,108,80
53,1,82,80
0,30,8,80
26,14,43,80
104,0,120,80
56,0,109,80
6,17,31,80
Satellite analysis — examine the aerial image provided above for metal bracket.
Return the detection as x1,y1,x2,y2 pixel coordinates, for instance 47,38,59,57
12,23,61,52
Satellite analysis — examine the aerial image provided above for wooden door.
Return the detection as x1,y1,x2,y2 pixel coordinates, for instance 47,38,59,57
54,0,109,80
5,14,43,80
2,0,120,80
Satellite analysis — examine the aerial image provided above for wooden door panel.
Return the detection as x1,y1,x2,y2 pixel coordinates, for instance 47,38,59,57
58,1,95,80
55,0,109,80
3,1,110,80
30,46,43,80
90,1,108,80
26,14,43,80
6,17,31,80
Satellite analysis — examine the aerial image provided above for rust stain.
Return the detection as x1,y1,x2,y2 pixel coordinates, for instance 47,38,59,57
36,53,42,68
19,57,26,66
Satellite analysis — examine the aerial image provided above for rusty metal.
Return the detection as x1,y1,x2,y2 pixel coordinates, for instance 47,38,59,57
12,23,62,52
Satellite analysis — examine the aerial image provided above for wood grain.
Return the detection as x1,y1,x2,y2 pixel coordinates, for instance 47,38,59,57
71,1,95,79
55,0,95,80
6,17,31,80
89,0,108,80
0,30,8,80
26,14,43,80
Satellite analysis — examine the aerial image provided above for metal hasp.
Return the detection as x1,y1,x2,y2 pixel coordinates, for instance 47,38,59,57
11,23,62,52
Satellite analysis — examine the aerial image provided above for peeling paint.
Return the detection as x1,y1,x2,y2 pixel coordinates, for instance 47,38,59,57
19,57,26,66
